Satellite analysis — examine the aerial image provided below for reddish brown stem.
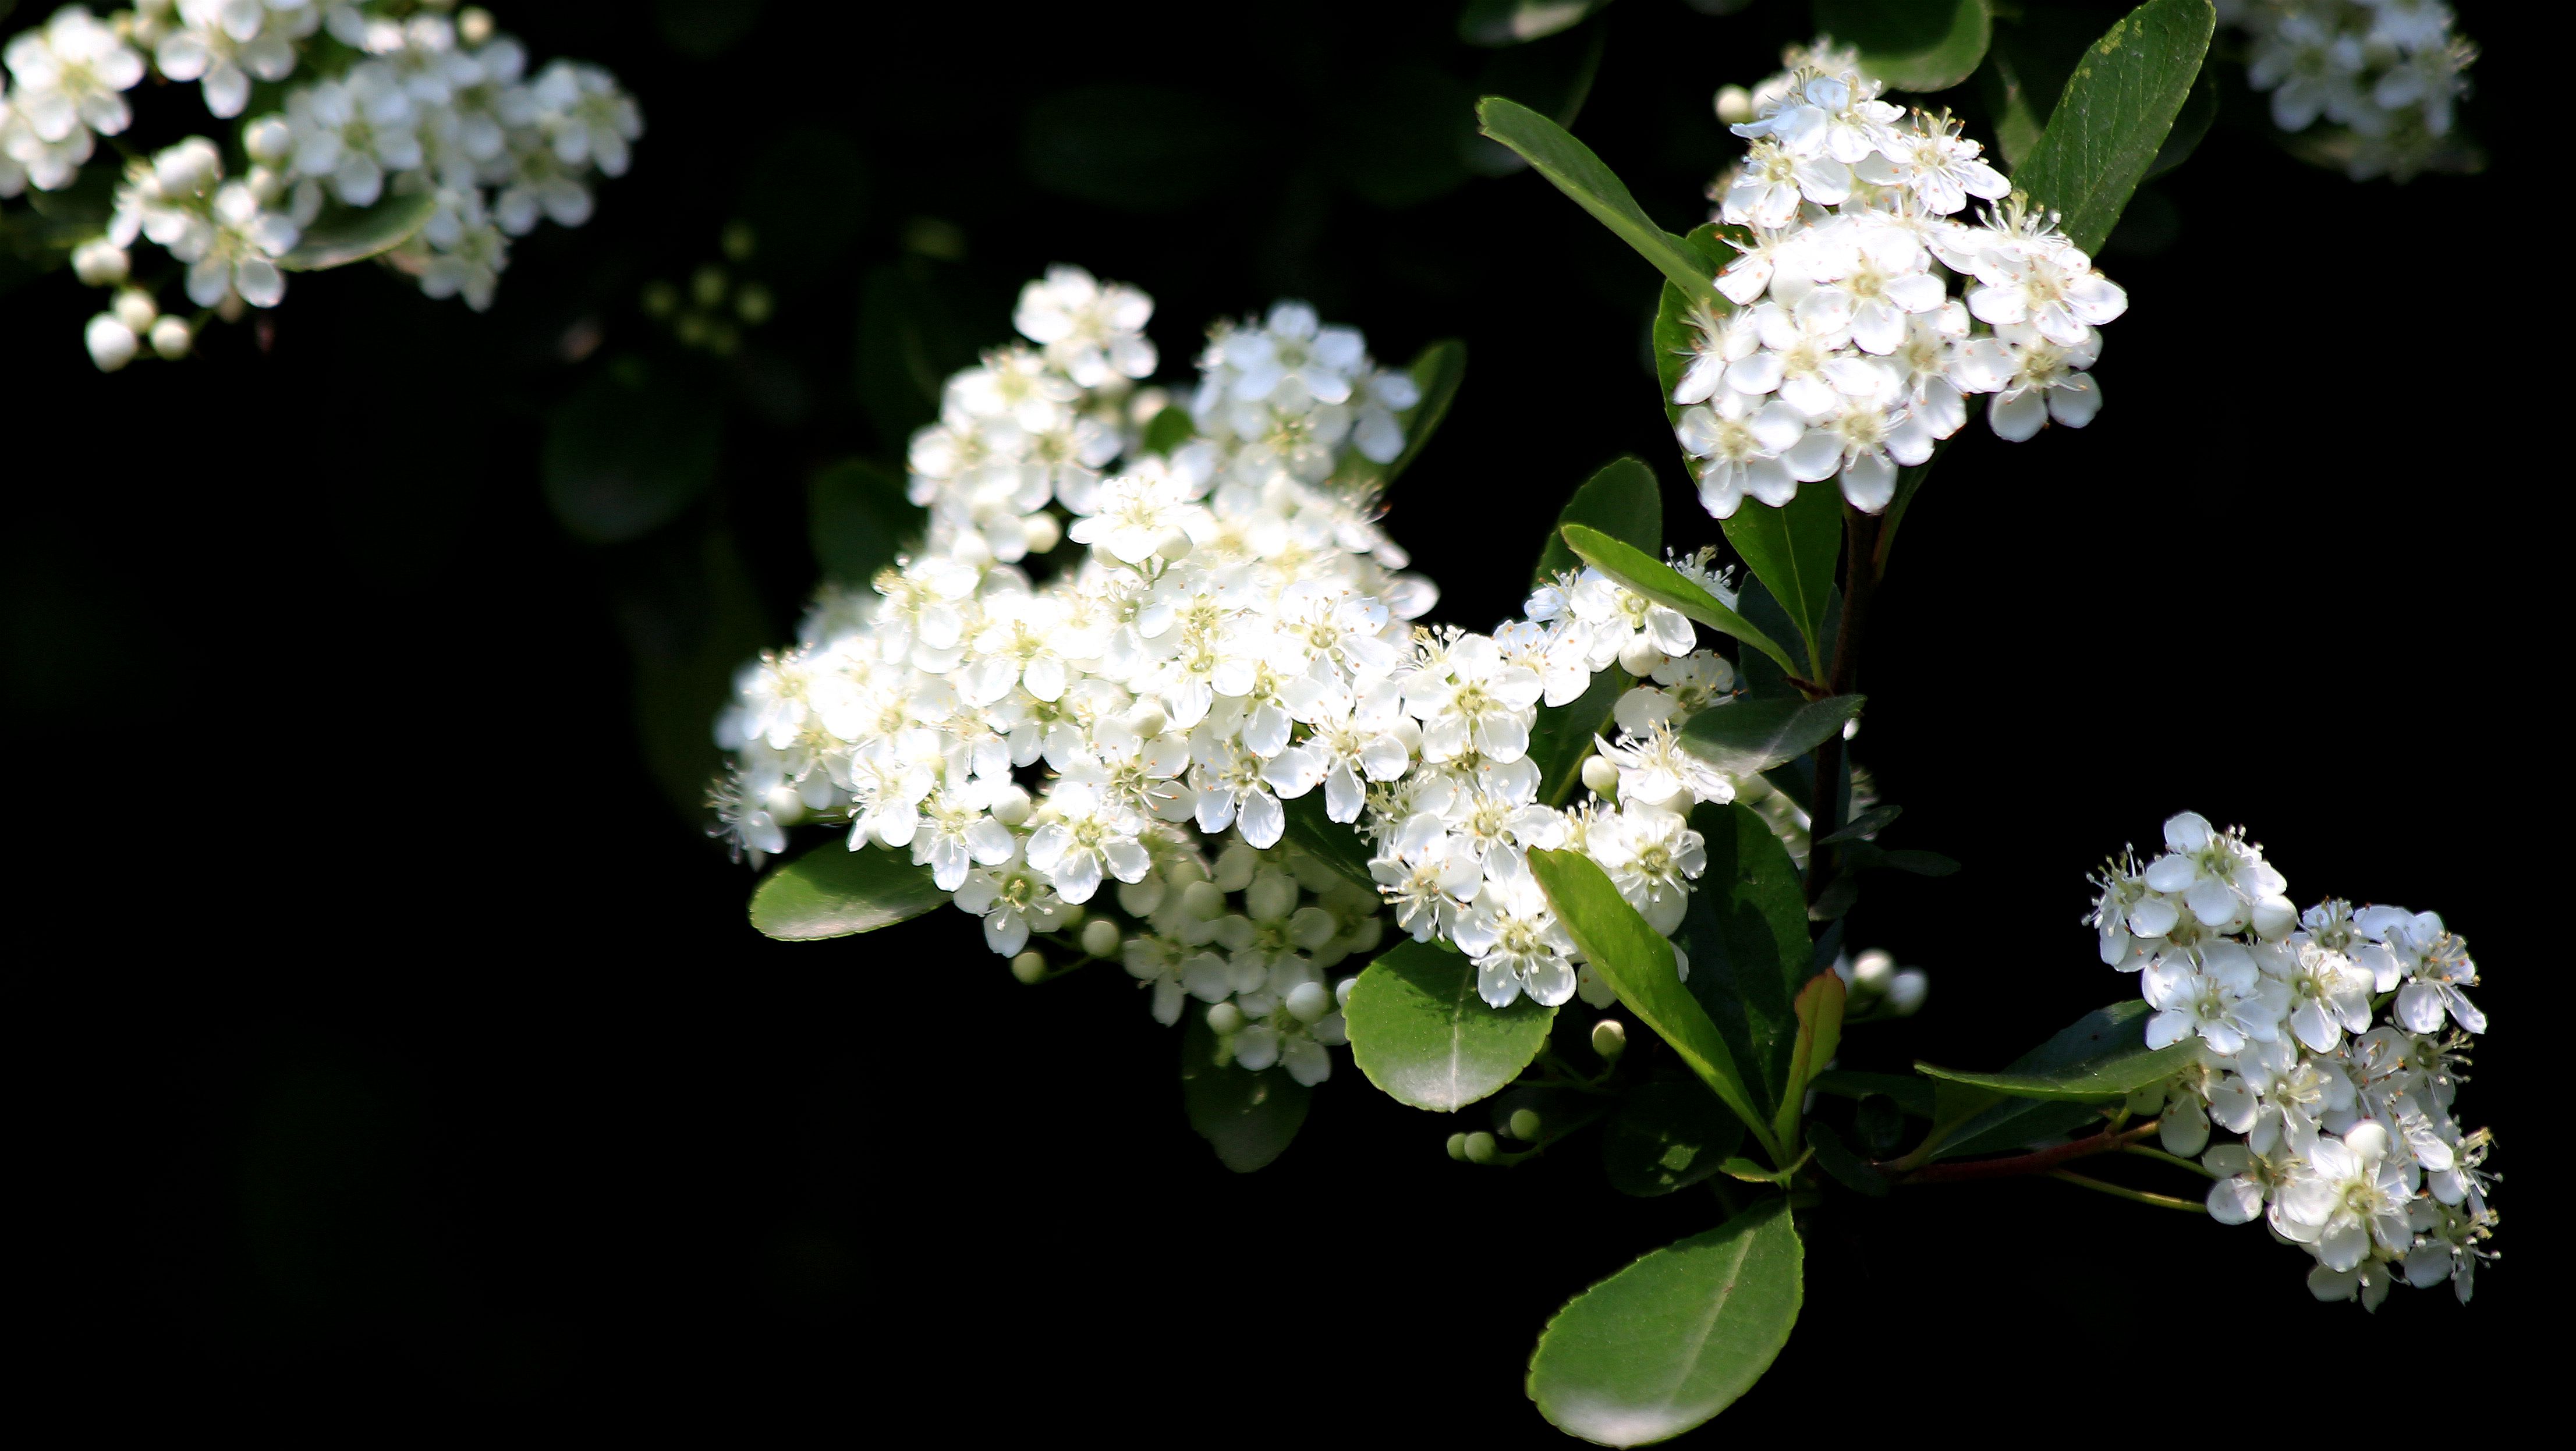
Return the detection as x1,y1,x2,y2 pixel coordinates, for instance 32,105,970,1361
1895,1121,2160,1186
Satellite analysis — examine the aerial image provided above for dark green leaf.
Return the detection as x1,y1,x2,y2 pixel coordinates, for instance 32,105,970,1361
1475,97,1716,307
1533,456,1662,586
749,842,948,941
2142,61,2218,182
1181,1012,1310,1172
1806,1120,1890,1196
1140,404,1196,456
1346,940,1556,1112
543,370,724,544
1813,0,1992,92
1528,848,1776,1158
1526,1201,1803,1448
1280,791,1379,895
1815,803,1900,845
1931,1001,2164,1159
1809,1069,1936,1117
1678,691,1865,778
1718,483,1842,678
807,457,918,588
1461,0,1611,47
1976,5,2102,165
1560,524,1799,677
2008,0,2217,254
1601,1080,1745,1196
1530,665,1631,810
1880,849,1959,877
275,191,437,271
1677,802,1812,1123
1918,1008,2198,1102
1383,339,1467,485
614,526,776,819
1773,971,1845,1150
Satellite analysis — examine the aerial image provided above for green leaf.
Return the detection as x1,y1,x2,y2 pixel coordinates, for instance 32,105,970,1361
1280,792,1380,896
543,369,724,545
807,457,919,588
1181,1012,1310,1172
1678,691,1865,778
749,843,949,941
1601,1080,1746,1197
1529,665,1631,810
1526,848,1777,1159
1805,1120,1889,1196
1773,971,1846,1150
1930,1001,2165,1159
1649,223,1742,428
615,526,776,819
275,191,437,271
1813,0,1992,92
1533,457,1662,587
1559,524,1799,677
1525,1201,1803,1448
1475,97,1716,308
1718,483,1842,678
1381,339,1467,485
1140,403,1196,456
1807,1069,1934,1117
1815,803,1900,845
1460,0,1611,47
1346,940,1557,1112
1918,1010,2198,1102
2007,0,2217,255
2142,62,2218,182
1676,802,1812,1122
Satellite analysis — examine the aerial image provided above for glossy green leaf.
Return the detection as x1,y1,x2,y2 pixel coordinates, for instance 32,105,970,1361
2008,0,2216,254
1805,1120,1889,1196
1601,1080,1746,1197
1678,691,1865,778
1475,97,1716,308
1677,801,1812,1122
2142,62,2218,182
1530,665,1631,810
1649,223,1742,428
1718,483,1842,679
1919,1014,2198,1101
1526,1201,1803,1448
1774,971,1846,1149
275,191,437,270
1346,940,1556,1112
807,457,918,587
1461,0,1611,46
1560,524,1799,677
1931,1001,2163,1159
1526,849,1776,1159
1533,457,1662,586
749,842,948,941
1813,0,1992,92
1280,792,1379,895
1181,1012,1310,1172
1807,1069,1934,1117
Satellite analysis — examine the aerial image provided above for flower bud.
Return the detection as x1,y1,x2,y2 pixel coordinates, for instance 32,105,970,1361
71,239,129,286
1212,843,1257,893
1206,1001,1244,1035
1334,976,1357,1008
988,785,1033,826
1592,1018,1627,1060
1285,981,1332,1024
1116,874,1165,918
1154,527,1193,560
1021,511,1061,554
1009,951,1048,984
735,281,774,325
149,315,193,360
1056,903,1085,928
154,137,222,196
458,6,495,45
2123,1083,2164,1117
1886,969,1928,1016
1847,949,1895,993
1124,703,1168,739
1508,1109,1543,1143
1715,84,1755,124
1445,1131,1469,1161
1181,880,1228,921
113,288,158,332
1245,867,1297,923
1463,1131,1498,1164
1580,755,1620,797
1079,918,1121,958
244,116,293,167
84,315,138,372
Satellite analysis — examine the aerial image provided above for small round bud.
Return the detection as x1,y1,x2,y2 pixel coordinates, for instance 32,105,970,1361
1463,1131,1498,1165
1206,1001,1244,1035
641,279,679,318
987,785,1033,827
1592,1018,1627,1060
1154,527,1193,561
215,292,246,323
1445,1132,1469,1161
1245,867,1297,923
1181,880,1228,921
1124,703,1168,739
1848,949,1895,993
1334,976,1357,1008
1079,919,1121,959
1617,638,1665,677
83,315,137,372
691,264,728,308
1508,1109,1543,1143
720,220,757,262
1009,951,1047,984
2123,1083,2164,1117
1580,755,1621,797
1021,511,1061,554
1211,843,1257,893
1842,717,1859,741
458,6,495,45
154,137,221,196
1055,904,1084,928
1715,84,1755,124
1886,969,1928,1016
113,287,158,332
734,281,774,326
71,239,129,287
244,115,293,167
949,530,993,567
148,315,193,360
1115,874,1166,918
1285,981,1332,1024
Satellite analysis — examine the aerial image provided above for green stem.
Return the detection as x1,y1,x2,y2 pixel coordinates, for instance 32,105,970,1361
2048,1171,2207,1214
2123,1144,2217,1179
1805,503,1882,903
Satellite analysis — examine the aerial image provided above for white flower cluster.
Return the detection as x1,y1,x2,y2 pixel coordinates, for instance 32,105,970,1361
0,2,638,370
2220,0,2475,180
1679,42,2125,520
2089,812,2497,1308
715,269,1768,1078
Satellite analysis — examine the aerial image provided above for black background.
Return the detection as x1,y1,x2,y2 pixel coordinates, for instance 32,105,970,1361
9,0,2550,1436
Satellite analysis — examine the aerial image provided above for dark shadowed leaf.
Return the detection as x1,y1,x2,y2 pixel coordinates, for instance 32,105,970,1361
543,369,724,544
1806,1120,1888,1196
1281,792,1379,895
1181,1012,1310,1172
1533,456,1662,585
807,457,917,587
1346,940,1556,1112
1679,691,1865,778
1718,483,1842,678
1602,1080,1746,1196
1677,802,1812,1122
276,191,437,271
1022,84,1250,213
1932,1000,2167,1159
1813,0,1992,91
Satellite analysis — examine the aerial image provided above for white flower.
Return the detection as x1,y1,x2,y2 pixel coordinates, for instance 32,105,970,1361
1588,801,1707,934
1015,264,1157,388
1677,389,1805,518
1067,470,1207,566
3,6,144,150
2274,1120,2418,1273
1451,855,1578,1008
1024,780,1151,904
2143,942,2286,1055
953,847,1071,956
1594,720,1734,810
1405,633,1543,765
2257,938,2374,1052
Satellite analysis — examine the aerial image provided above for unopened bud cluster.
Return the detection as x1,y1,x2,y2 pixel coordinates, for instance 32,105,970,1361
0,2,639,370
1681,41,2126,519
2090,813,2497,1308
2220,0,2476,180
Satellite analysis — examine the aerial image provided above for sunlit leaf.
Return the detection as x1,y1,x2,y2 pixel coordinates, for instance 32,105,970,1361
1533,456,1661,586
1347,940,1556,1112
1560,524,1799,677
275,191,437,271
749,842,947,941
2008,0,2216,254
